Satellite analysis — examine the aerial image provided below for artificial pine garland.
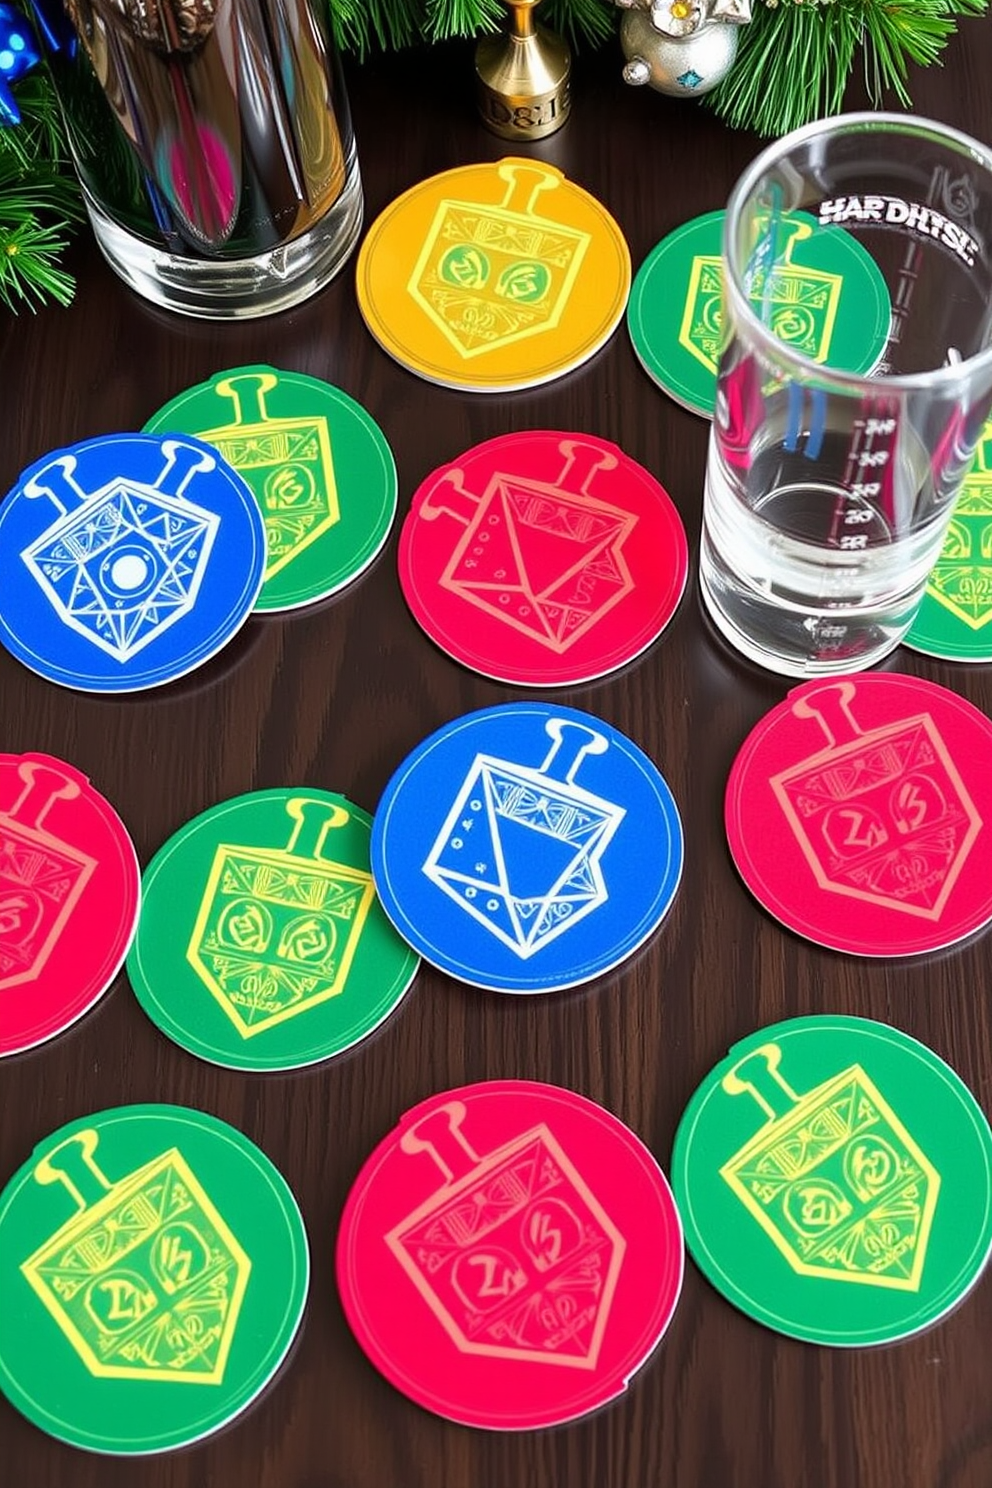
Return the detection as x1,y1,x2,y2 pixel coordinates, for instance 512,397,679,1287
0,0,986,311
0,69,81,311
708,0,987,137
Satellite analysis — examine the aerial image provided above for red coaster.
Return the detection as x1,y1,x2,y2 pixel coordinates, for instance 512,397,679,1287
0,753,140,1054
725,676,992,956
398,432,688,686
336,1080,683,1429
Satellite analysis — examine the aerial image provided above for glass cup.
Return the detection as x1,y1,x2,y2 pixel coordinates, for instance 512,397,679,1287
41,0,363,318
699,113,992,677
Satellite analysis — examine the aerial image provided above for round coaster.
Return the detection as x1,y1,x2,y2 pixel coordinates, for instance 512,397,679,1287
0,752,140,1057
398,430,688,686
356,158,631,393
144,367,398,613
0,1103,309,1452
127,789,419,1071
672,1015,992,1347
0,433,265,693
725,674,992,956
905,414,992,661
336,1079,683,1429
371,702,683,993
627,209,892,419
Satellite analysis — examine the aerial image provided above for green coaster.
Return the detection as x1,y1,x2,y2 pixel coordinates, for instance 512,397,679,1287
905,413,992,661
627,210,892,419
144,366,398,612
127,789,419,1071
0,1104,308,1453
672,1015,992,1347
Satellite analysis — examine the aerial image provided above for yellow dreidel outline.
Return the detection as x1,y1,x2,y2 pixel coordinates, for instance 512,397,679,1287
720,1043,940,1291
21,1127,251,1383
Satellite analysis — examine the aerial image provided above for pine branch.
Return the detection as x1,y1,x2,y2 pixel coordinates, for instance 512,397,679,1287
0,64,82,312
332,0,617,54
707,0,987,138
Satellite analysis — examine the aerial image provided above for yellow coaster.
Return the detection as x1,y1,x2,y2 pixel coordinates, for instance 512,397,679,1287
356,159,631,393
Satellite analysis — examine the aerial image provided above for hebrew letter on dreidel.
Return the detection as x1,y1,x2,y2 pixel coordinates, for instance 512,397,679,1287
408,161,591,358
719,1041,939,1290
202,373,339,580
21,1126,251,1382
385,1098,625,1366
770,681,981,918
188,796,375,1037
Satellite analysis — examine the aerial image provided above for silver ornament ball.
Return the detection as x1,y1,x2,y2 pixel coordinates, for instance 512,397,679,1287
619,7,739,96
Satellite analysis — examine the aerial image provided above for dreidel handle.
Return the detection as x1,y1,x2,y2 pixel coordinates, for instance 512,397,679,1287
497,158,562,216
8,756,82,831
419,468,481,526
23,454,89,516
556,439,618,495
33,1129,111,1213
539,717,609,785
214,370,280,427
285,797,350,860
154,439,216,499
722,1043,802,1123
791,681,862,750
399,1101,482,1186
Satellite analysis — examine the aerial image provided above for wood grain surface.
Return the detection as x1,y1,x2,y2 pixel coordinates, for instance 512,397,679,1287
3,31,992,1488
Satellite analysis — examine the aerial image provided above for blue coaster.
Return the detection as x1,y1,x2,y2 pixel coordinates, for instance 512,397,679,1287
371,702,683,993
0,433,266,693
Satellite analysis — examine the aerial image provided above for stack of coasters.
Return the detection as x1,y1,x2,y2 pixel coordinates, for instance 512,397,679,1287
627,209,892,418
905,412,992,661
724,674,992,956
336,1079,683,1428
0,1104,309,1451
370,702,683,994
144,366,398,612
0,752,140,1056
672,1015,992,1346
356,158,631,392
0,432,265,692
398,430,688,686
127,789,419,1071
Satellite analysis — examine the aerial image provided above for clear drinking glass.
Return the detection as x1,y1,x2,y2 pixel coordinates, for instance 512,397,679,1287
43,0,363,318
699,113,992,677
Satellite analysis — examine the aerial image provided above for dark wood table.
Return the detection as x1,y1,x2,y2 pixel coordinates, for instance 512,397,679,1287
3,28,992,1488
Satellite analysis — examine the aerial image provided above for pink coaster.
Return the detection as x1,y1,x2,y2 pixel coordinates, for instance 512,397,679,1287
398,432,688,686
725,675,992,956
336,1079,683,1429
0,753,140,1054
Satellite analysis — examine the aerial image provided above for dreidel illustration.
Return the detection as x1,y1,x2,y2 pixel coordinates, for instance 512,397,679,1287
408,160,591,358
680,214,845,377
21,1127,250,1382
719,1042,939,1290
770,681,982,919
386,1099,625,1366
925,419,992,630
187,797,376,1038
20,440,220,663
197,372,339,583
0,757,95,989
423,717,625,959
420,439,636,652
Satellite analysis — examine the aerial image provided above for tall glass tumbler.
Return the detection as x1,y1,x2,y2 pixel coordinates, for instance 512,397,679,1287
699,114,992,677
43,0,363,317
